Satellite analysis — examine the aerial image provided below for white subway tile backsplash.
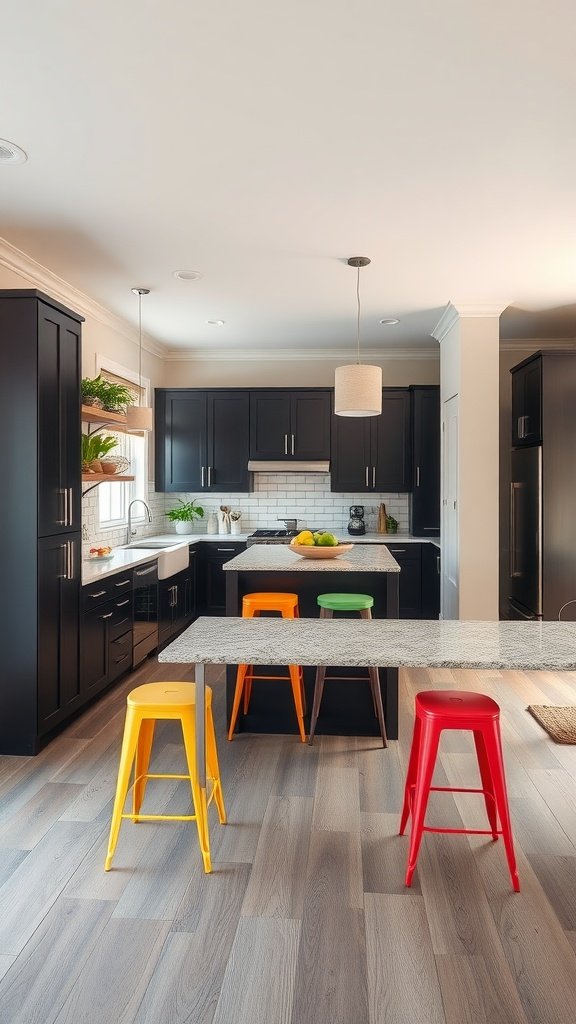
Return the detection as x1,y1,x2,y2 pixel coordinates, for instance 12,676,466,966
81,472,410,556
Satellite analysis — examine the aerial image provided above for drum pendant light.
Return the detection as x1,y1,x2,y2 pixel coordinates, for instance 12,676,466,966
334,257,382,417
126,287,153,431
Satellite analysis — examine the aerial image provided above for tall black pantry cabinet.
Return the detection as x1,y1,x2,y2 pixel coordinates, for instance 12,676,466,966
0,290,83,754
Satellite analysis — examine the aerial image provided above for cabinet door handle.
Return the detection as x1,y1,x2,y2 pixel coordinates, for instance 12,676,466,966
291,434,295,455
436,555,441,574
57,489,67,527
365,466,369,487
115,598,130,607
67,540,74,581
58,543,67,579
416,466,420,487
284,434,288,455
115,579,131,588
372,466,376,489
201,466,205,487
89,589,107,598
208,466,212,486
68,487,73,527
100,611,114,620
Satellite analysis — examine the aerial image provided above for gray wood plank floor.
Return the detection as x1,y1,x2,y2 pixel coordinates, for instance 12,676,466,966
0,658,576,1023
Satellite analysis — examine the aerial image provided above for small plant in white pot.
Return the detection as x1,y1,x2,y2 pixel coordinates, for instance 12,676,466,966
164,498,204,535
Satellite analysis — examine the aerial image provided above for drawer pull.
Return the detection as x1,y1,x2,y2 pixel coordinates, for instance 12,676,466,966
115,654,129,664
115,599,130,607
89,590,107,598
389,548,406,553
217,547,235,552
100,611,114,620
135,565,156,577
115,579,131,588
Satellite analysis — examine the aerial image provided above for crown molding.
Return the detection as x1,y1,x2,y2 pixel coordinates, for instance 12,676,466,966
432,301,511,344
0,236,167,360
163,346,439,363
500,338,576,351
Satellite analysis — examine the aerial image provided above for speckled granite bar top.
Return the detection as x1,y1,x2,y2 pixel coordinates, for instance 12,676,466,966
159,616,576,671
222,544,401,573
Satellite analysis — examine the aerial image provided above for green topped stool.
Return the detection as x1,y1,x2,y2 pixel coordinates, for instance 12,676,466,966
309,593,387,747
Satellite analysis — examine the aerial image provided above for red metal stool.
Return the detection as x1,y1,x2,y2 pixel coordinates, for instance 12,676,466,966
400,690,520,891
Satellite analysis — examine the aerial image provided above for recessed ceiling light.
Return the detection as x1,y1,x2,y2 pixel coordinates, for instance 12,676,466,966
206,320,225,326
379,318,400,326
172,270,202,282
0,139,27,164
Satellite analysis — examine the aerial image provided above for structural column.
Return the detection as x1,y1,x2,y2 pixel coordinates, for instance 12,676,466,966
432,302,507,620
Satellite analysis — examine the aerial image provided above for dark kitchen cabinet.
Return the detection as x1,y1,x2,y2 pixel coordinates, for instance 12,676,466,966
197,542,246,615
0,290,84,754
155,389,252,492
80,577,133,699
37,305,82,537
386,543,422,618
410,386,440,536
331,389,411,492
512,354,542,446
159,552,197,647
38,534,82,734
421,543,441,619
249,390,331,461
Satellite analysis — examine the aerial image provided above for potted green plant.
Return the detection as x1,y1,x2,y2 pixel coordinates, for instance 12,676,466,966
81,433,119,473
164,498,205,535
81,375,134,413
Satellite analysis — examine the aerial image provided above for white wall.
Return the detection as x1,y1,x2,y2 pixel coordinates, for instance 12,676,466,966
437,305,501,620
164,354,439,389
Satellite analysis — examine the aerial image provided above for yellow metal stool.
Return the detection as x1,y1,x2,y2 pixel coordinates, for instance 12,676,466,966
105,681,226,874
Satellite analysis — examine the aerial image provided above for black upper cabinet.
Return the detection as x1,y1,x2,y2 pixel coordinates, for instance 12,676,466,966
37,304,82,536
331,389,411,493
249,390,331,461
0,290,84,754
512,355,542,446
155,390,251,492
410,386,440,536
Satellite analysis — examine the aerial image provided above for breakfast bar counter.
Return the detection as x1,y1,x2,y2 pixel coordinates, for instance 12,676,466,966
223,543,401,739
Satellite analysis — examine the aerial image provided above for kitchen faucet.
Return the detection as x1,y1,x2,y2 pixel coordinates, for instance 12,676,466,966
127,498,153,543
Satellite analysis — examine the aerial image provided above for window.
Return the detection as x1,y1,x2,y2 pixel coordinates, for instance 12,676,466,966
95,358,150,528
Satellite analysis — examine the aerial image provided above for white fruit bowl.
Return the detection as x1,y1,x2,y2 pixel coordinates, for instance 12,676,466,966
288,541,354,559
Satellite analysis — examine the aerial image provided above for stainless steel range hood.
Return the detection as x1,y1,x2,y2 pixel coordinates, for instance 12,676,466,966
247,460,330,473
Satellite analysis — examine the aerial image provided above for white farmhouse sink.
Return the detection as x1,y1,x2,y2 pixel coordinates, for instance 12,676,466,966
120,539,189,579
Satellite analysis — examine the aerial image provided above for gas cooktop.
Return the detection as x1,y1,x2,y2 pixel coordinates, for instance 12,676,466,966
247,529,307,544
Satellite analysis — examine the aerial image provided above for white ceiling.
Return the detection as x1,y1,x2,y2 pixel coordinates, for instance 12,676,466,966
2,1,576,353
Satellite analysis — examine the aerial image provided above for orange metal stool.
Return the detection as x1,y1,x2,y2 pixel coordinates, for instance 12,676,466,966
105,681,226,874
400,690,519,891
227,592,306,742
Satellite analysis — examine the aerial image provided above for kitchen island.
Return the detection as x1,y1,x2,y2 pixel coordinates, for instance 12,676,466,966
223,543,401,738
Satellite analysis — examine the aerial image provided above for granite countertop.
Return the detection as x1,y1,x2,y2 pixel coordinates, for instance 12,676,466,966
222,543,401,573
342,533,440,548
160,616,576,671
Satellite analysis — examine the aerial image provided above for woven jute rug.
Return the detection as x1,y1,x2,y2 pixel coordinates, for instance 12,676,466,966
527,705,576,743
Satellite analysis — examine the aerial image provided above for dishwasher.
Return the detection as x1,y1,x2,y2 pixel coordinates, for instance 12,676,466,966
132,561,159,667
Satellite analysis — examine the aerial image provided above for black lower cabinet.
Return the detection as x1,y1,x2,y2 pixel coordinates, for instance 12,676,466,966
385,542,440,619
159,553,198,647
197,542,246,615
38,534,82,737
422,543,441,619
385,544,422,619
80,579,133,700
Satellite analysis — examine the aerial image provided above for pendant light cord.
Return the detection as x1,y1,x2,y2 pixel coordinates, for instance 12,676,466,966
137,291,142,408
356,265,361,364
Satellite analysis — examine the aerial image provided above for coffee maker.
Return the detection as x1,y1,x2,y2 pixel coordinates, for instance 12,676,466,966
347,505,366,536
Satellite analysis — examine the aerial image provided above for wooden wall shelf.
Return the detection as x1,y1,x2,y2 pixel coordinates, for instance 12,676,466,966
81,405,128,430
82,474,134,483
